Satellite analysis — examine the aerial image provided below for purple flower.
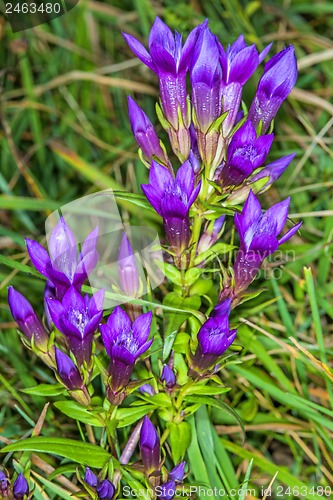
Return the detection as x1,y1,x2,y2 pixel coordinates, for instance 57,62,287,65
13,473,29,499
158,481,176,500
233,190,302,292
190,299,237,374
55,348,83,390
248,46,297,133
26,217,99,300
219,36,271,135
96,480,115,500
142,160,201,266
140,416,160,474
44,281,56,330
47,286,104,366
128,96,171,169
169,462,186,482
123,18,202,129
8,286,49,351
219,121,274,187
84,467,98,487
118,233,140,298
250,153,296,191
0,471,9,495
161,365,176,388
197,216,225,255
100,307,153,403
139,384,156,396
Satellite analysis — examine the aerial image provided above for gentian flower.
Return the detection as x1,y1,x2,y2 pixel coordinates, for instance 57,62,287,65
84,467,98,487
197,215,225,255
190,299,237,375
169,462,186,482
100,307,153,404
128,96,171,170
250,153,296,191
139,384,156,396
123,17,205,160
13,473,29,499
141,160,201,267
118,233,140,298
219,120,274,186
8,286,49,352
96,480,115,500
158,481,176,500
0,471,9,495
219,36,271,136
161,364,176,388
248,46,297,133
47,286,104,366
140,416,160,474
26,217,99,300
233,190,302,292
44,281,56,330
55,348,90,405
190,27,223,168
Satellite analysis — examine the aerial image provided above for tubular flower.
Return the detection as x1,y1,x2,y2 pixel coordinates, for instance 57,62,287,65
13,473,29,499
26,217,99,300
233,190,302,293
118,232,140,298
47,286,104,366
189,299,237,376
84,468,98,488
96,480,115,500
161,364,176,388
128,96,171,170
248,46,297,133
219,120,274,187
123,17,205,160
197,215,225,255
140,416,161,475
219,36,271,136
141,160,201,268
55,348,90,405
190,26,224,169
8,286,49,352
100,307,153,404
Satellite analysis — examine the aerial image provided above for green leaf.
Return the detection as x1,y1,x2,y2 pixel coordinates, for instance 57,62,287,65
54,401,104,427
167,421,191,463
1,437,110,467
116,405,155,428
185,385,231,396
21,384,65,397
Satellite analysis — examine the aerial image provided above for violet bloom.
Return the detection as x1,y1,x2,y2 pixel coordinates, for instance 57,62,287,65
84,467,98,488
248,46,297,133
55,348,83,390
219,36,271,136
140,416,160,474
123,18,204,159
26,217,99,300
96,480,115,500
141,160,201,267
13,473,29,499
128,96,171,170
47,286,104,366
139,384,156,396
219,120,274,187
158,481,176,500
190,299,237,375
161,365,176,388
233,191,302,292
0,471,9,495
118,233,140,298
197,215,225,255
100,307,153,404
169,462,186,482
190,27,223,167
8,287,49,353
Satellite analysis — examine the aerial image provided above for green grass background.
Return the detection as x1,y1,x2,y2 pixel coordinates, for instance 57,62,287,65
0,0,333,498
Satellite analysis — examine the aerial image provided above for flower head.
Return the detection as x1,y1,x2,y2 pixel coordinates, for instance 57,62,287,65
233,190,302,291
219,121,274,186
140,416,160,474
100,307,153,402
26,218,99,299
8,286,49,351
47,286,104,365
13,473,29,499
96,480,115,500
248,46,297,133
190,299,236,374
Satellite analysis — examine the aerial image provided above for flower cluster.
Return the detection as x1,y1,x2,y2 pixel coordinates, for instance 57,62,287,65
0,471,30,499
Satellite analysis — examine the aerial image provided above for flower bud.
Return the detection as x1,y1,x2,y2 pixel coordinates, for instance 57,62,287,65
13,473,29,499
140,416,160,474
